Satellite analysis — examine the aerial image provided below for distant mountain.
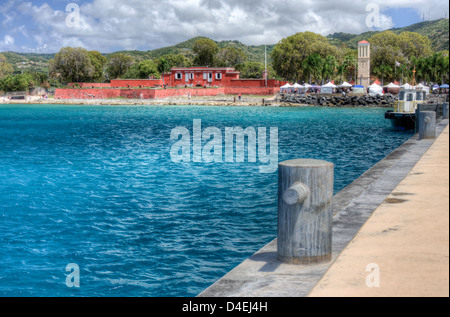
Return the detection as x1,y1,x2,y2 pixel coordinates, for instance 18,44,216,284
1,18,448,74
327,18,449,52
112,36,275,64
0,51,52,74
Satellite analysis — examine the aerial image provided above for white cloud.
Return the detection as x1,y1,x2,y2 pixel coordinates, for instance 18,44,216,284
3,35,14,46
4,0,449,53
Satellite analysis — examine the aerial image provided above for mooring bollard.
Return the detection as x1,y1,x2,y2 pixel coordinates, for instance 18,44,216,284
443,103,449,119
419,111,436,139
277,159,334,264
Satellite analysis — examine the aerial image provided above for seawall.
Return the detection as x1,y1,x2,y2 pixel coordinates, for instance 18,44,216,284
54,87,280,100
199,118,449,297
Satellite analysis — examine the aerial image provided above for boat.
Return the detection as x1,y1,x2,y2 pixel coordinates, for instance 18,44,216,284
384,87,427,130
385,66,426,130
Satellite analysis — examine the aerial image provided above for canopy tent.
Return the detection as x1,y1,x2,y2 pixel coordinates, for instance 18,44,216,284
322,82,337,88
339,81,352,88
416,83,429,92
369,83,383,96
384,82,400,94
432,84,440,90
280,83,293,92
292,83,304,89
385,82,400,88
440,84,449,88
320,82,336,94
401,83,412,89
352,84,365,94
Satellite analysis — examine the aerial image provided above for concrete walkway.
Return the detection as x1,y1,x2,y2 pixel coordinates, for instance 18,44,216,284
309,125,449,297
199,120,449,297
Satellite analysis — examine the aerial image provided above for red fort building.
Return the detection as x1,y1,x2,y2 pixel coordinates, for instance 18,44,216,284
55,67,287,100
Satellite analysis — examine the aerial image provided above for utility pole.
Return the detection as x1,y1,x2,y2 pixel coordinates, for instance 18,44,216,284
264,45,267,88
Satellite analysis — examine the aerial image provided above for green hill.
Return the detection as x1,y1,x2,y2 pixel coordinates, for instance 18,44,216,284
1,18,448,74
327,18,449,51
111,36,274,64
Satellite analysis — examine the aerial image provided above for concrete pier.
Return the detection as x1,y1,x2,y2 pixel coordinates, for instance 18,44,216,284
199,119,449,297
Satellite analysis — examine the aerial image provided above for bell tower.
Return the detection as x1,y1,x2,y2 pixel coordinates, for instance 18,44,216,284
357,40,371,88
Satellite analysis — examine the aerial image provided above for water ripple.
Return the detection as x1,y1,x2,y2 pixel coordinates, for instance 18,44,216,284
0,104,412,296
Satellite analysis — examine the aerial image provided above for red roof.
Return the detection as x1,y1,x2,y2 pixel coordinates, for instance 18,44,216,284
358,40,370,44
372,79,381,85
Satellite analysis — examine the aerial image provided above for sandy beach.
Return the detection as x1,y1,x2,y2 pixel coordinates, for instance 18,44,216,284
0,94,281,107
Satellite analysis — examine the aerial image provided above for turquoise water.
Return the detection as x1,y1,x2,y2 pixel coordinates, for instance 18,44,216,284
0,104,412,297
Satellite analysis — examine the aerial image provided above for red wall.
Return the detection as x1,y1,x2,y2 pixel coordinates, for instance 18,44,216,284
54,87,279,100
224,87,279,95
68,83,112,88
110,79,163,87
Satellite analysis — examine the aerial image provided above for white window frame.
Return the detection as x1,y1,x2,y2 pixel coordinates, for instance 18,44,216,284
215,73,222,80
175,73,182,80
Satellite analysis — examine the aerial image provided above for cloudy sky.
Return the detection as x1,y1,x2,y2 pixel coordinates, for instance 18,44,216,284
0,0,449,53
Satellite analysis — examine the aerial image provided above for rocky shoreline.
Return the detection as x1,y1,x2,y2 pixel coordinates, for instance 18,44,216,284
279,93,397,107
0,93,402,108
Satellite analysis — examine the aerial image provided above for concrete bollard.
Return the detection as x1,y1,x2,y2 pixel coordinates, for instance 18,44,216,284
443,103,449,119
419,111,436,139
277,159,334,264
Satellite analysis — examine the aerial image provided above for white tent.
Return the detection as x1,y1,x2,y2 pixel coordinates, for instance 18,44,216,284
280,83,293,92
369,83,383,96
401,83,412,89
416,83,429,93
320,82,336,94
385,82,400,88
292,83,303,89
339,81,352,88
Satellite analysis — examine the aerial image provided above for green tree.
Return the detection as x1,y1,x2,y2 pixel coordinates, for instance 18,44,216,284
302,54,323,84
160,54,192,68
271,31,337,82
88,51,107,82
369,30,433,83
124,59,160,79
157,57,173,85
341,53,357,83
0,73,34,92
373,63,393,86
0,53,13,79
193,38,219,67
397,31,433,60
49,47,95,83
214,47,247,68
321,55,338,84
105,54,134,79
236,61,275,79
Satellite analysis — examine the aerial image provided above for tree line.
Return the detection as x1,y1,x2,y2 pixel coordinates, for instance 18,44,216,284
271,30,449,86
43,39,273,85
1,30,448,93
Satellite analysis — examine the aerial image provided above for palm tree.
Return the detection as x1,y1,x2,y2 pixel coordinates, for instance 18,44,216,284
373,63,393,86
343,54,356,83
302,54,323,84
321,55,338,85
